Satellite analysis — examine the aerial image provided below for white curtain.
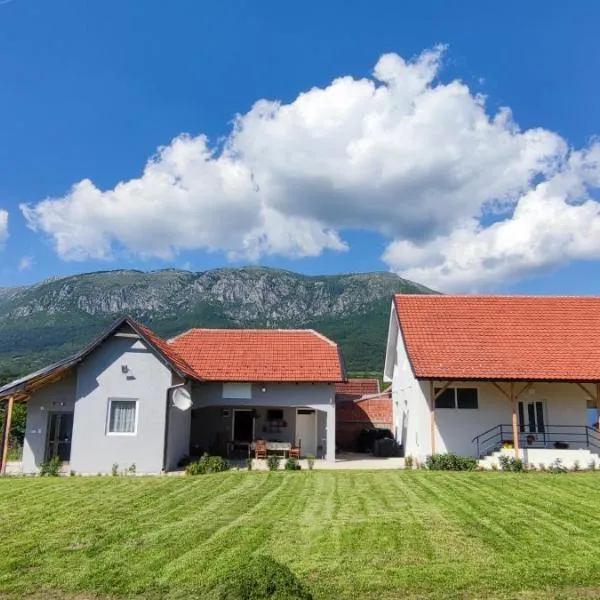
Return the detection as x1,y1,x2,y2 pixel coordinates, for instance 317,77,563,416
109,400,136,433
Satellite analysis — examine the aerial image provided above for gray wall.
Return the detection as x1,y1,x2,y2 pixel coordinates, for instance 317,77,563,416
70,335,172,474
191,381,335,460
165,376,192,470
22,372,77,474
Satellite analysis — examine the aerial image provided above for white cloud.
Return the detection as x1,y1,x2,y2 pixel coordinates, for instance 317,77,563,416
383,144,600,290
18,255,33,271
0,210,7,247
20,46,600,290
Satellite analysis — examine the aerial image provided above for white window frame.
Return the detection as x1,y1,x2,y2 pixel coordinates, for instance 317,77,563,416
106,398,139,436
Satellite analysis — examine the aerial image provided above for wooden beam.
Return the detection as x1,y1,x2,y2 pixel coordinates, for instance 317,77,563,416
575,382,596,403
515,382,534,399
491,381,510,400
433,381,454,400
596,383,600,430
429,381,437,455
0,396,15,475
510,382,520,460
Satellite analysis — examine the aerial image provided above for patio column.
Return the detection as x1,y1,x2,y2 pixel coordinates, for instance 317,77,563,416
0,396,14,475
325,404,336,464
597,384,600,430
510,382,520,460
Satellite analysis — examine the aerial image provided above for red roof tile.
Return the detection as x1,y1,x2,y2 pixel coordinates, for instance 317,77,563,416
130,320,199,380
335,379,380,399
394,295,600,382
169,329,345,382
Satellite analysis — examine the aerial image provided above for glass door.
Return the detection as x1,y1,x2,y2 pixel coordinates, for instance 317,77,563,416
518,401,545,433
46,413,74,462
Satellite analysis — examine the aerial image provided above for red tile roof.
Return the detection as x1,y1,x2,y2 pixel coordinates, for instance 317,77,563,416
169,329,345,382
394,295,600,382
335,379,380,399
129,320,200,380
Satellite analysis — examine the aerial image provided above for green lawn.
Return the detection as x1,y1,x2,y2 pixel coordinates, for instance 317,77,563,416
1,471,600,599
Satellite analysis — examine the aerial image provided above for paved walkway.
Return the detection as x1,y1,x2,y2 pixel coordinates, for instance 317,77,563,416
3,453,405,475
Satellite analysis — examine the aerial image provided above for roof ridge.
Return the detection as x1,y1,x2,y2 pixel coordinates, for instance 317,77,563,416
394,293,600,299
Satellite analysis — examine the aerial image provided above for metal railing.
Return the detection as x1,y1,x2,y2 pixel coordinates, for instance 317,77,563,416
471,424,600,458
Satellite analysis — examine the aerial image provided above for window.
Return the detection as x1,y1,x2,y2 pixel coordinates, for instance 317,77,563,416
434,387,478,409
457,388,478,409
107,399,138,434
434,388,455,409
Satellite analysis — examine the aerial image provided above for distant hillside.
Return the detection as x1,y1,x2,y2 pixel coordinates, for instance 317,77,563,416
0,267,435,379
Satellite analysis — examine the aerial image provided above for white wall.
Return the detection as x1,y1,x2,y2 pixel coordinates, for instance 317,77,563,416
71,334,173,474
389,313,431,461
385,301,591,462
22,372,77,474
436,382,589,457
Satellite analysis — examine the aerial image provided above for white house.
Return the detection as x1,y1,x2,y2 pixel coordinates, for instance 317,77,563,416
0,317,345,474
384,295,600,468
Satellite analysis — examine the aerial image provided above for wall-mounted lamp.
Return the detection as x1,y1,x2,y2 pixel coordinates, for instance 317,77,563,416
121,365,129,374
261,386,267,393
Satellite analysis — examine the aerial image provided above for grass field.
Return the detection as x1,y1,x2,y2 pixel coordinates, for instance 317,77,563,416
1,471,600,599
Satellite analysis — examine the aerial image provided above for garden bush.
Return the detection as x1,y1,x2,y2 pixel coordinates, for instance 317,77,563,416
373,437,401,457
306,455,315,470
266,455,281,471
39,456,61,477
207,555,313,600
186,454,230,475
284,457,301,470
426,453,477,471
498,455,525,472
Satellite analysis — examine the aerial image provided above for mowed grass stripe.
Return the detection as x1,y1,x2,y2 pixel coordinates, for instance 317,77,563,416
2,472,600,599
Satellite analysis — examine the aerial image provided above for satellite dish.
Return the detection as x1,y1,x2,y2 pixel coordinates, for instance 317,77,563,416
172,387,193,411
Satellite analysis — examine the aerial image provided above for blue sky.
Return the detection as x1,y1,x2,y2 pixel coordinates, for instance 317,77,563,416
1,0,599,293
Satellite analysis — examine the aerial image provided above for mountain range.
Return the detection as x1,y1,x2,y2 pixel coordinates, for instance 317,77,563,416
0,267,434,381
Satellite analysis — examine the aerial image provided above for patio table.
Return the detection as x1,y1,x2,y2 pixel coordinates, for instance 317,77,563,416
249,441,292,458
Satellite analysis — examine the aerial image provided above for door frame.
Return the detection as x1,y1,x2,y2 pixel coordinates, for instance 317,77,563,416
295,408,318,457
518,400,547,434
231,408,255,442
45,411,74,462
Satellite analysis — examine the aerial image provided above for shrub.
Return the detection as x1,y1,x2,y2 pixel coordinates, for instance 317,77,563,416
266,455,281,471
373,438,400,457
549,458,568,474
498,455,525,472
206,555,313,600
111,463,119,477
284,457,301,471
572,460,581,472
186,454,231,475
404,455,414,469
588,460,597,471
306,454,315,470
425,453,478,471
39,456,61,477
246,457,253,471
128,463,137,476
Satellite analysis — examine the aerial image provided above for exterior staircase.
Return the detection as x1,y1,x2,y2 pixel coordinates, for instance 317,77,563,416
479,448,600,470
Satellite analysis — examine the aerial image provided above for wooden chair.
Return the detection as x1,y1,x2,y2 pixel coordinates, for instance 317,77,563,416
289,443,301,459
255,440,268,460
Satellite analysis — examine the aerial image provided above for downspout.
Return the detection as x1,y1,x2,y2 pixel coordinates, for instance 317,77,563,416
162,382,187,473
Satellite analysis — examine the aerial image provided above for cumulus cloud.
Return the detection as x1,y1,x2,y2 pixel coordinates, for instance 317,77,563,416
0,210,7,247
20,46,600,290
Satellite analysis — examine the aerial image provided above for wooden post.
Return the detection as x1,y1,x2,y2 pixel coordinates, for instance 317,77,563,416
510,382,520,460
596,383,600,430
0,396,14,475
429,380,436,455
